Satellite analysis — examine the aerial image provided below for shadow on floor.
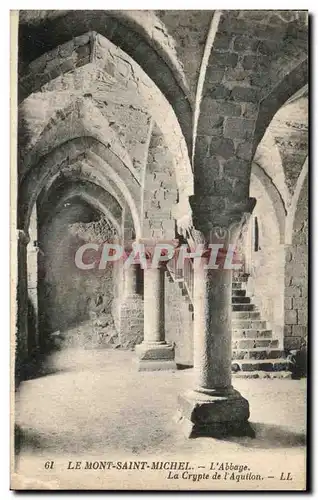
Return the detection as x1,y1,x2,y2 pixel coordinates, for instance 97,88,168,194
19,353,73,381
214,422,306,449
176,363,193,370
14,424,45,456
15,420,306,458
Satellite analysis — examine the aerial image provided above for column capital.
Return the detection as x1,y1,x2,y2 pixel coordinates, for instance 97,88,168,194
17,229,30,246
189,196,256,242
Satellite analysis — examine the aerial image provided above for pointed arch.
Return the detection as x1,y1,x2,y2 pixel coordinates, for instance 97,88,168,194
18,11,193,155
38,177,123,236
19,32,193,197
285,157,308,244
251,162,287,244
18,138,142,239
253,58,308,157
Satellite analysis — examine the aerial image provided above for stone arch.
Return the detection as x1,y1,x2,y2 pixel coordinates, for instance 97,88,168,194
40,170,125,214
285,157,308,245
38,178,123,236
19,97,138,183
18,138,142,239
19,33,194,199
192,11,307,218
251,162,287,244
253,58,308,157
18,11,193,155
50,191,122,237
253,131,290,209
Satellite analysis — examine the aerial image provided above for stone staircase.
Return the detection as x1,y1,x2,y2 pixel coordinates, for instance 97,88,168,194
231,274,291,378
166,264,291,378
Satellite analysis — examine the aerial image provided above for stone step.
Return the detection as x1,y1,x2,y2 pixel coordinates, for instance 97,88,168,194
233,338,279,349
232,348,285,360
232,329,272,339
232,289,247,296
232,311,260,320
232,359,291,372
233,275,249,283
232,296,250,304
232,282,243,289
232,319,267,329
232,303,255,312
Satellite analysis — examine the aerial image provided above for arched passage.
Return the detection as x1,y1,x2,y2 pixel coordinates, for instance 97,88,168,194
27,173,126,353
245,167,286,344
18,137,142,239
18,33,194,200
18,11,193,155
16,20,195,372
251,162,287,244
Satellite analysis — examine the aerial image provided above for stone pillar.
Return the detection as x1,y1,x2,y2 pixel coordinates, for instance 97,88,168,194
192,258,233,391
136,263,176,371
177,196,256,437
16,229,30,382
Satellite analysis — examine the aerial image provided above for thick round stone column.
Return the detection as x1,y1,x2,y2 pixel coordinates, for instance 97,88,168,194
144,266,165,343
193,258,232,391
177,196,256,438
136,264,176,371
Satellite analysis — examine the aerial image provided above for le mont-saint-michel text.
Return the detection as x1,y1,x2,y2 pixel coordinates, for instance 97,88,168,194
61,460,281,483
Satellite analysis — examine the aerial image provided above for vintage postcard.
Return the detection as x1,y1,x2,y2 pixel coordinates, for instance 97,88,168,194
11,9,308,491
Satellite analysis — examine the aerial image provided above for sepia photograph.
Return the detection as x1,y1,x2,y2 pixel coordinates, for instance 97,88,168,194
11,9,308,491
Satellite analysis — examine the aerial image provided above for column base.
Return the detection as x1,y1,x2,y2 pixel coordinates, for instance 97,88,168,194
176,388,254,438
135,342,176,371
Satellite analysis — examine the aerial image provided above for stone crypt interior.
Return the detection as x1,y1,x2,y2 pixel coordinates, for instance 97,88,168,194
15,10,307,467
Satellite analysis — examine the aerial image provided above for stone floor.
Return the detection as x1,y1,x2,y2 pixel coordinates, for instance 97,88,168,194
14,344,307,490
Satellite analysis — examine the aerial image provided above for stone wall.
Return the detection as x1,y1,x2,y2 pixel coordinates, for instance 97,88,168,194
284,176,308,350
247,174,285,344
142,126,178,240
38,200,114,344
